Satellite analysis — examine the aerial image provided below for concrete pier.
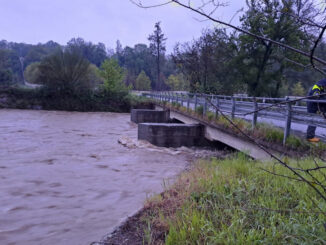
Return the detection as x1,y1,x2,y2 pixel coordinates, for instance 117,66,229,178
131,109,170,123
138,123,205,147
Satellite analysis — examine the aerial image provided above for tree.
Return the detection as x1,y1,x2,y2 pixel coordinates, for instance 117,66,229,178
148,22,167,90
172,28,242,94
166,73,189,91
67,38,107,67
291,81,305,96
135,70,151,90
113,43,158,87
37,49,92,95
0,49,13,86
99,59,130,94
233,0,314,96
133,0,326,74
24,62,41,84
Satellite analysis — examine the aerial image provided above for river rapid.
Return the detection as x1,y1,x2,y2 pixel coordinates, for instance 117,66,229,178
0,109,192,245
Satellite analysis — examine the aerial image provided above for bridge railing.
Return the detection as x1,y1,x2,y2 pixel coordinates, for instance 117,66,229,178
141,91,326,145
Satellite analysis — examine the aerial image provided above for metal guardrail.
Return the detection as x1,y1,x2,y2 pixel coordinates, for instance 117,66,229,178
142,91,326,145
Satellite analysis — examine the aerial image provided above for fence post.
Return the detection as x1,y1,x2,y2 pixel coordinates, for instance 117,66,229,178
215,96,219,119
252,97,258,129
187,95,190,112
283,98,292,145
231,96,236,119
194,94,198,112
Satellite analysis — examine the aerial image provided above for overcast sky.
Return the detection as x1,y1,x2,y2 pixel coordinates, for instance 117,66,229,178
0,0,246,53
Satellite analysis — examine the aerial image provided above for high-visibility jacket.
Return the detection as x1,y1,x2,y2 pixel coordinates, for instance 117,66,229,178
307,78,326,113
308,78,326,97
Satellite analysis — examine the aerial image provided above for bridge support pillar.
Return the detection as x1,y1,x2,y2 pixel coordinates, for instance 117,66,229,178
138,123,206,147
131,109,170,123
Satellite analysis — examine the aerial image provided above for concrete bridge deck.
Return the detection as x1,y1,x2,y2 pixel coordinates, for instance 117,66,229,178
155,105,274,161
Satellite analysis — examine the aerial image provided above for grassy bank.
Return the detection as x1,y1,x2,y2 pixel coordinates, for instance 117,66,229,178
0,86,153,112
138,154,326,244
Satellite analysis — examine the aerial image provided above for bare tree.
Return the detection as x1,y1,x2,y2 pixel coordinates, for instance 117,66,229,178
131,0,326,74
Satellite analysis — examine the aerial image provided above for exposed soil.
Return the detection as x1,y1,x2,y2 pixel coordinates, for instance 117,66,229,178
95,206,163,245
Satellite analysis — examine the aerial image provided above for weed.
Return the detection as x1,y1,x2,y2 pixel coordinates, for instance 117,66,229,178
206,111,215,121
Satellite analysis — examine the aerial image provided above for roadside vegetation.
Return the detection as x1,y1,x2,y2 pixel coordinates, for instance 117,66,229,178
141,154,326,244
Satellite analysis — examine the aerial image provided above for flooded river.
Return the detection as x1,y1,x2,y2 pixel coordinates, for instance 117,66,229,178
0,109,191,245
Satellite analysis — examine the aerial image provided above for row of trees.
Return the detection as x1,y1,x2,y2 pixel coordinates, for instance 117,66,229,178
0,22,186,91
171,0,326,97
2,0,326,97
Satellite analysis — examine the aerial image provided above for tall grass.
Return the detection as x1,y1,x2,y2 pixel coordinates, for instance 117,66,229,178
145,155,326,244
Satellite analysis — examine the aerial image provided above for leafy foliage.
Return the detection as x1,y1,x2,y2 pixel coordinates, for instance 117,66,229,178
135,70,151,90
24,62,41,84
67,38,107,67
166,73,189,91
99,59,130,95
37,49,93,95
291,81,305,96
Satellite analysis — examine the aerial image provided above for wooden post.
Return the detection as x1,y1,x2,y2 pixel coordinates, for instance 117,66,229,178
252,97,258,129
231,96,236,119
194,94,198,112
215,96,219,119
283,98,292,145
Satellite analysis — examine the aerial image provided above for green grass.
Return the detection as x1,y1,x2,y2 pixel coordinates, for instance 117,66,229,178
146,155,326,244
195,105,204,116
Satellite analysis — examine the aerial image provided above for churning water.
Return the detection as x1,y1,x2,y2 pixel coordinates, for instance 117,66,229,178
0,109,191,245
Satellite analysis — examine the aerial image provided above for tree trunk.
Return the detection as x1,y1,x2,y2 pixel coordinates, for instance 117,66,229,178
252,43,273,96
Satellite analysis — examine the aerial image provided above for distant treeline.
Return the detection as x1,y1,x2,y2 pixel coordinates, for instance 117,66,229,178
1,0,326,97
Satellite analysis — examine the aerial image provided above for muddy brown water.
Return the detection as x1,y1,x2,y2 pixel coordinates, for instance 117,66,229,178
0,109,192,245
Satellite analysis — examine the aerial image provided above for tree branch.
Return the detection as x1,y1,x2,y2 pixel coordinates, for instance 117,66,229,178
168,0,326,66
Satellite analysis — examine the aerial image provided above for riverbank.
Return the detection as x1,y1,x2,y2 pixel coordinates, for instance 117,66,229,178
101,154,326,244
0,86,153,112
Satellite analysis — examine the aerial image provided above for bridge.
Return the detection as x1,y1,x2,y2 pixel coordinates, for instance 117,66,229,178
142,91,326,143
132,91,326,161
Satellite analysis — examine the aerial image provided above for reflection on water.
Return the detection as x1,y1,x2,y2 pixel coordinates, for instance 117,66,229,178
0,109,189,245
